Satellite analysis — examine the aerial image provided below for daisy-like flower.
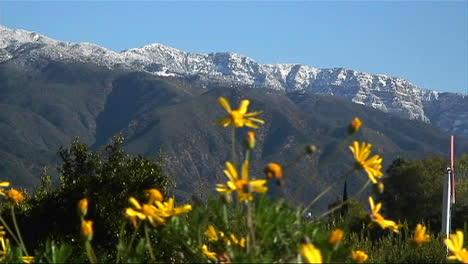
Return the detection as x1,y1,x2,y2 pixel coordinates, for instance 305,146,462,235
216,160,268,201
300,242,322,263
201,244,217,261
125,197,166,227
215,97,265,128
349,141,383,184
154,198,192,217
444,230,468,263
414,224,430,246
348,117,363,134
328,228,344,245
368,196,401,233
352,250,368,263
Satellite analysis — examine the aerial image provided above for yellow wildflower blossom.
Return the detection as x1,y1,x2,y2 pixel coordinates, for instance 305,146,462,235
5,188,26,204
21,256,35,263
368,196,400,233
328,228,344,245
205,225,224,242
155,198,192,217
125,197,166,227
228,233,246,248
215,97,264,128
201,244,217,261
414,224,430,246
349,141,383,184
0,226,9,258
0,182,10,196
352,250,368,263
300,242,322,263
216,160,268,201
445,230,468,263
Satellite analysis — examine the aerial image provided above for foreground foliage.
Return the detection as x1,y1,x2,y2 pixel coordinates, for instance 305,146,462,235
0,96,466,263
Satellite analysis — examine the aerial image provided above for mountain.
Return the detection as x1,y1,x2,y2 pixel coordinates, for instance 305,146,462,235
1,25,467,208
1,26,467,138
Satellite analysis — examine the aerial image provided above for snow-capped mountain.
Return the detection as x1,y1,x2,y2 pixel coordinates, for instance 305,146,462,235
1,25,467,137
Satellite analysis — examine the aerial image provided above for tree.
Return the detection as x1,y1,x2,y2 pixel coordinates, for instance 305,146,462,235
19,135,173,252
377,155,468,231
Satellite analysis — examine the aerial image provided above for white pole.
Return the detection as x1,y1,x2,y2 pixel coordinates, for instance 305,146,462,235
441,167,452,237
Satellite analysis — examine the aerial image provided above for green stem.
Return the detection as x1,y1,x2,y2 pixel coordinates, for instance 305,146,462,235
244,149,251,164
85,241,98,264
11,206,28,256
144,224,157,262
231,126,237,166
115,222,127,262
246,200,256,253
318,135,354,169
0,214,21,249
302,169,355,215
124,224,140,261
318,179,371,219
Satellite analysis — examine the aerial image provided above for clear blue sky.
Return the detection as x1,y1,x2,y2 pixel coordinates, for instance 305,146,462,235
1,1,467,94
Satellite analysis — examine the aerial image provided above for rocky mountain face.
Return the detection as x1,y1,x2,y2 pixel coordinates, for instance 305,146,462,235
3,26,468,138
1,25,467,138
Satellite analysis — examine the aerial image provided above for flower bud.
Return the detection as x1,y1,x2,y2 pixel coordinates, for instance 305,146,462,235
305,144,319,155
6,189,26,204
245,131,257,149
81,220,94,241
348,117,363,134
328,228,344,245
263,163,283,180
78,198,88,216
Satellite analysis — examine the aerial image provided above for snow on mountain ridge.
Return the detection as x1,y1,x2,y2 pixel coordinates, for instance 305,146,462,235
1,25,467,137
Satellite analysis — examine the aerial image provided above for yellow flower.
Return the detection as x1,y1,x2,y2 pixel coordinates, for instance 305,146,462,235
414,224,430,246
21,256,35,263
0,226,9,258
201,244,217,261
215,97,264,128
445,230,468,263
300,242,322,263
154,198,192,217
125,197,166,227
245,131,257,149
145,189,164,204
328,228,344,245
368,196,400,233
81,220,93,241
0,182,10,196
348,117,363,134
216,161,268,201
5,188,26,204
352,250,368,263
78,198,88,216
205,225,223,242
349,141,383,184
228,233,246,248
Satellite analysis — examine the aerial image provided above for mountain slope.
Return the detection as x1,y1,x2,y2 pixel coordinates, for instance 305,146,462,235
1,25,467,138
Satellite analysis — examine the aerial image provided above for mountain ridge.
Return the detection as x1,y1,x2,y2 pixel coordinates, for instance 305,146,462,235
1,25,467,139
